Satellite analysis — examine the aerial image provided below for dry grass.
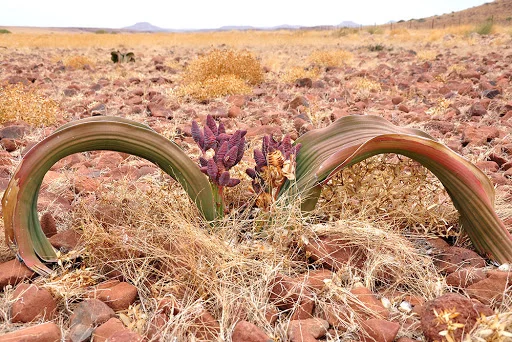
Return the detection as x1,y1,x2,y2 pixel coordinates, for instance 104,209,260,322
179,49,263,101
308,49,353,68
63,55,95,69
0,83,60,126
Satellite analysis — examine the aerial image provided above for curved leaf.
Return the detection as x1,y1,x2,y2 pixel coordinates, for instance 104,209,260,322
280,115,512,263
2,117,215,275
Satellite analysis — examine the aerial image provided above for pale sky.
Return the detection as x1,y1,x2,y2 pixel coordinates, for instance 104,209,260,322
1,0,491,30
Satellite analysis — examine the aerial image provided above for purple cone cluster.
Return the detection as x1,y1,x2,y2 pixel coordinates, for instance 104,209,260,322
191,115,246,187
246,134,302,194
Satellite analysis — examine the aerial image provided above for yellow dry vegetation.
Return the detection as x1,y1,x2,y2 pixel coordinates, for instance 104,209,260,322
179,49,263,101
0,83,60,126
308,49,353,67
63,55,95,69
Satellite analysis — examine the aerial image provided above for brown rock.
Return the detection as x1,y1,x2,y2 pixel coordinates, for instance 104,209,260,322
227,95,248,107
1,138,18,152
246,125,281,138
49,229,82,252
301,269,334,292
295,78,313,87
0,125,27,139
40,212,58,237
269,274,314,317
97,282,138,311
469,102,487,116
232,320,272,342
68,299,116,342
420,293,492,342
0,259,36,288
396,338,419,342
0,322,61,342
461,125,500,146
359,319,400,342
287,318,329,341
191,309,220,341
445,268,487,288
305,235,366,271
147,312,167,340
74,175,100,193
466,270,512,305
349,286,390,319
434,246,486,274
488,153,507,167
398,104,409,113
92,318,126,342
11,284,57,323
475,160,499,172
147,103,171,119
106,330,144,342
286,96,309,110
391,96,404,105
228,106,243,118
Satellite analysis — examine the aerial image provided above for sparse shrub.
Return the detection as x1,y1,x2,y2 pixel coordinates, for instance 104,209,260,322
333,27,359,37
180,49,263,101
367,44,385,52
366,26,384,35
111,51,135,63
0,83,59,126
308,49,353,68
417,50,437,61
0,29,11,34
95,30,108,34
280,66,321,84
473,20,495,35
64,55,94,69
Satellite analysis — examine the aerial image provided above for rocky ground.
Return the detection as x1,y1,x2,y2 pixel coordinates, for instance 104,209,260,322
0,30,512,341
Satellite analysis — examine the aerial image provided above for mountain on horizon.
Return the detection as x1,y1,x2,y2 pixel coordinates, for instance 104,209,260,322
122,22,167,32
338,21,360,28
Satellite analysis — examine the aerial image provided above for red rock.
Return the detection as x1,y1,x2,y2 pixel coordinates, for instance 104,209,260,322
264,307,279,325
425,237,450,251
290,297,314,320
191,309,220,341
49,229,82,252
445,268,487,288
227,95,248,107
287,318,329,342
398,104,409,113
0,322,61,342
359,319,400,342
40,212,57,237
396,338,419,342
301,269,334,292
420,293,492,341
11,284,57,323
269,274,314,317
232,320,272,342
228,106,243,118
305,235,366,271
349,286,390,319
68,299,116,342
97,282,138,311
434,246,486,274
1,138,18,152
392,96,404,105
73,175,100,193
286,96,309,110
0,259,36,288
107,330,144,342
92,318,126,342
461,125,499,146
475,160,499,172
147,312,167,340
424,121,454,135
469,102,487,116
246,125,281,138
147,103,172,119
157,296,181,315
502,161,512,171
466,270,512,305
295,78,313,87
488,153,507,167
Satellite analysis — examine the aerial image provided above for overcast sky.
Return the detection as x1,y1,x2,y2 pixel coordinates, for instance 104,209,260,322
1,0,491,29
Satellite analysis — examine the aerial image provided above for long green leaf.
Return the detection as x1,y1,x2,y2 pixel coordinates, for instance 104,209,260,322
280,115,512,263
2,117,215,275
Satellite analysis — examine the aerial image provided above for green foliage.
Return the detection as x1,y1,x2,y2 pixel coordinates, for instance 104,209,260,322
0,29,11,34
366,26,383,35
473,20,495,35
95,29,108,34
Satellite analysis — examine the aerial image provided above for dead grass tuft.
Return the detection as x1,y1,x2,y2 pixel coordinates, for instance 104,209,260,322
63,55,95,69
308,49,353,68
0,83,60,126
179,49,263,101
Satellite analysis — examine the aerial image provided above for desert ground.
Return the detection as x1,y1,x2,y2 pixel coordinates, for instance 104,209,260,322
0,23,511,342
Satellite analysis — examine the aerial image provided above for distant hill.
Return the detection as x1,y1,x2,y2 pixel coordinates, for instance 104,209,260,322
122,22,167,32
392,0,511,28
338,21,360,28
